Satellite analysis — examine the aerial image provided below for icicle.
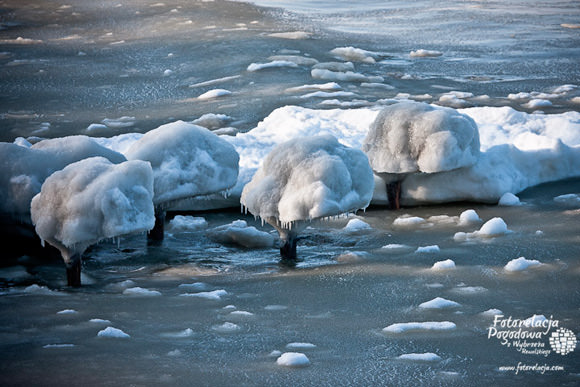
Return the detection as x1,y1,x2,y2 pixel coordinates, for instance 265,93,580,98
40,238,45,248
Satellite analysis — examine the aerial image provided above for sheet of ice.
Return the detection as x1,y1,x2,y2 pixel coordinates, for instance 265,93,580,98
397,353,442,362
362,102,480,180
123,287,162,297
415,245,440,254
1,136,127,218
498,192,521,206
330,46,378,63
276,352,310,367
207,220,274,248
97,327,130,339
125,121,239,208
240,134,374,226
419,297,461,309
504,257,543,272
169,216,208,232
30,157,155,259
432,259,456,270
247,60,298,72
410,49,443,58
180,289,228,300
197,89,232,100
382,321,457,333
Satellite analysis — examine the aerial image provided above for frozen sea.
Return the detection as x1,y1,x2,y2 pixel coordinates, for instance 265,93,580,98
1,0,580,386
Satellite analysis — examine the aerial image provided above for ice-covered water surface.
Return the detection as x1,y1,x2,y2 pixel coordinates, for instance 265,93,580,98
2,179,580,386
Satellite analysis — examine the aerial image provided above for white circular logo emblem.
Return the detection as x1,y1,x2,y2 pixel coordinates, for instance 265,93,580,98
549,327,577,355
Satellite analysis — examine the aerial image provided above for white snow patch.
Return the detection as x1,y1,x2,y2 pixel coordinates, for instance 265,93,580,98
415,245,440,253
57,309,78,315
498,192,521,206
343,218,371,232
419,297,461,309
330,46,378,63
410,49,443,58
554,193,580,206
481,308,504,316
123,287,162,297
180,289,228,300
523,99,552,109
432,259,456,270
276,352,310,367
286,342,317,350
97,327,130,339
504,257,543,272
397,352,442,362
381,244,411,251
212,322,241,333
382,321,457,333
169,215,208,232
268,31,311,39
197,89,232,100
207,220,275,248
393,216,426,227
247,60,298,72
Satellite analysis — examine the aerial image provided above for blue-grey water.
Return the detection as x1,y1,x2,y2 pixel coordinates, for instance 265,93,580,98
0,0,579,386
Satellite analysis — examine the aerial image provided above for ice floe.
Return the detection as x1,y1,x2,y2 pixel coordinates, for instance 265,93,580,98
432,259,456,270
504,257,543,272
383,321,457,333
97,327,130,339
276,352,310,367
419,297,461,309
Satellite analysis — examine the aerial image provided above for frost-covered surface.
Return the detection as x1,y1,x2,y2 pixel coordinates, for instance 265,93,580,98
276,352,310,367
383,321,457,333
0,136,126,219
362,102,480,182
30,157,155,260
125,121,239,208
240,135,374,226
504,257,543,272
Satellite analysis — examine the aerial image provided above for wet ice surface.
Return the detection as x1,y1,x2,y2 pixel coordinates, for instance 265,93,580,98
2,179,580,386
1,0,580,385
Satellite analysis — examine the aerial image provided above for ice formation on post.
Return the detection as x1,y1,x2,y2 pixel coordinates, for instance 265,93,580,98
30,157,155,286
240,134,374,260
362,102,480,209
125,121,239,241
0,136,126,221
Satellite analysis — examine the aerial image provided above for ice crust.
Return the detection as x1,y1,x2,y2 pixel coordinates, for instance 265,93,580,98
240,134,374,226
125,121,239,208
30,157,155,259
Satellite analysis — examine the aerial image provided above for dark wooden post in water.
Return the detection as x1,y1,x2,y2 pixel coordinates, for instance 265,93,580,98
66,254,82,287
386,180,402,210
278,229,298,260
148,207,165,243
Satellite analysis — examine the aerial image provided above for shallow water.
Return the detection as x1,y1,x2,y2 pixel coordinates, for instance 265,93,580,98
1,0,580,385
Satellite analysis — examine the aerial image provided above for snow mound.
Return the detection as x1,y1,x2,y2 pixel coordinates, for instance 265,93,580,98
330,46,378,63
362,102,480,181
123,287,162,297
415,245,440,253
180,289,228,300
455,217,510,241
125,121,239,208
31,157,155,257
276,352,310,367
432,259,456,270
247,60,298,72
554,193,580,206
343,218,372,232
393,215,426,227
504,257,543,272
207,220,275,248
169,216,208,232
383,321,457,333
241,135,374,226
498,192,521,206
419,297,461,309
212,322,241,333
286,342,317,350
97,327,130,339
397,352,442,362
458,209,482,225
410,49,443,58
197,89,232,100
1,136,126,218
